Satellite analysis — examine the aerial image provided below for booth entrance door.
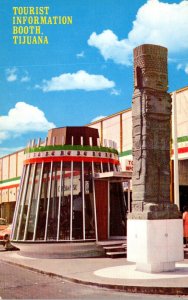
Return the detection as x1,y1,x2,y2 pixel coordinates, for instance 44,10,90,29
109,182,127,238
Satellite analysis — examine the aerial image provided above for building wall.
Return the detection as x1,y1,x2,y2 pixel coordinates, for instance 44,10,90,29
176,88,188,138
88,109,133,170
172,88,188,160
103,115,121,149
2,156,9,181
0,150,24,222
122,110,132,154
9,154,17,178
17,151,25,176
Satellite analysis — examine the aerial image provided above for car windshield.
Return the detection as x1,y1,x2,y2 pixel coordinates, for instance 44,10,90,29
0,219,7,225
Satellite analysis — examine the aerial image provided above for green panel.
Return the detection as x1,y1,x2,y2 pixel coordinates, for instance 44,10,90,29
119,150,132,157
25,144,118,155
0,176,21,184
177,136,188,143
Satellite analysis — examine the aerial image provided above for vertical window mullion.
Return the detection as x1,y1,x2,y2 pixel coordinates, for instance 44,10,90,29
57,161,63,241
61,168,65,240
92,161,98,241
82,161,85,240
16,165,30,240
33,162,44,241
23,163,36,240
108,181,110,239
44,161,53,241
70,161,73,241
11,165,26,240
101,161,103,173
128,180,131,213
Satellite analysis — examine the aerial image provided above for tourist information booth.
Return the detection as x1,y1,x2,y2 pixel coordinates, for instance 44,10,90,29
11,127,131,243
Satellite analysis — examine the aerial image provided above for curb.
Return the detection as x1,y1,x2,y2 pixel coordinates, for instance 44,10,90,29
1,258,188,296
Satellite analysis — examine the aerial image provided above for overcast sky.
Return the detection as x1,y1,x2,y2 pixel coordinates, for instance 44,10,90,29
0,0,188,157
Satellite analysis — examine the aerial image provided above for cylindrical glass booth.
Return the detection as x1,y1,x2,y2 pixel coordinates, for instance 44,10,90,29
11,126,123,242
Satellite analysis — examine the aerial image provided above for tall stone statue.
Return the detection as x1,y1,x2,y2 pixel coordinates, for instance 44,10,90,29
130,44,180,219
127,44,183,273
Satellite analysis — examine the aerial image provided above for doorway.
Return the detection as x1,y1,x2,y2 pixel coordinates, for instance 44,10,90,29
109,182,127,239
179,185,188,212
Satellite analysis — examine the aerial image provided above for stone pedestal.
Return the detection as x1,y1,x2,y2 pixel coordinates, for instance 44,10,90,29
127,219,184,273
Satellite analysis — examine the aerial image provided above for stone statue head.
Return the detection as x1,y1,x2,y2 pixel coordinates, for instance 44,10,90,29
141,70,168,91
134,44,168,92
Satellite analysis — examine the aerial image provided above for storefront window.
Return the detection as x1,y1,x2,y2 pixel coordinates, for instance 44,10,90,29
94,162,101,173
12,166,26,240
72,162,83,240
19,164,35,240
109,163,114,171
26,163,42,240
36,163,51,240
59,162,71,240
84,162,95,239
46,162,60,240
14,165,30,240
114,164,120,172
103,163,109,172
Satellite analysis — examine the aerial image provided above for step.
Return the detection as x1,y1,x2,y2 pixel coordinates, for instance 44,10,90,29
103,245,125,251
98,240,126,247
106,251,126,258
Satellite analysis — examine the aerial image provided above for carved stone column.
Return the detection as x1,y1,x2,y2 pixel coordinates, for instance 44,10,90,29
127,44,183,273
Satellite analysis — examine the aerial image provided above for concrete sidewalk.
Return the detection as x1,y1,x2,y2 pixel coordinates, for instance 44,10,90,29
1,245,188,295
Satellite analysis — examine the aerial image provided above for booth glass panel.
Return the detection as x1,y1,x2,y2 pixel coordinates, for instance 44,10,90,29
84,162,95,239
94,162,101,173
12,165,27,240
26,163,42,240
36,163,51,240
59,162,71,240
72,162,83,240
103,163,109,172
46,162,60,240
19,164,35,240
109,163,114,172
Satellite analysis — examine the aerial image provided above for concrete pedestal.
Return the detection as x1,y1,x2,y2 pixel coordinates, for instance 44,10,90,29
127,219,184,273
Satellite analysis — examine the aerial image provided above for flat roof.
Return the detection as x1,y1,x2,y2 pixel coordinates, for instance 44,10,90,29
87,86,188,126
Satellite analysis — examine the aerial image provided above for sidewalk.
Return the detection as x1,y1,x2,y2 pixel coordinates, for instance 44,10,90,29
1,244,188,295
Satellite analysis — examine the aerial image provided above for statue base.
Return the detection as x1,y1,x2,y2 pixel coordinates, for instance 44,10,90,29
127,219,183,273
128,203,182,220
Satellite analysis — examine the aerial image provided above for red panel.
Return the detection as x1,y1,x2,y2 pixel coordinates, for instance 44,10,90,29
24,156,119,165
95,180,108,241
0,184,19,191
171,147,188,155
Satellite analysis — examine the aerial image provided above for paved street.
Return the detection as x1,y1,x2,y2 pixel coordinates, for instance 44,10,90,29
0,261,187,300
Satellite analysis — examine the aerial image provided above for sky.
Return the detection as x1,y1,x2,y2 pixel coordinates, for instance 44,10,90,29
0,0,188,157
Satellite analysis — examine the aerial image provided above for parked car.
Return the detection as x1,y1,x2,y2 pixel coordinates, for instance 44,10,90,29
0,224,12,241
0,218,8,231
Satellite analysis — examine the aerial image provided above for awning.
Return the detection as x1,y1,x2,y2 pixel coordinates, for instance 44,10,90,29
93,171,132,181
